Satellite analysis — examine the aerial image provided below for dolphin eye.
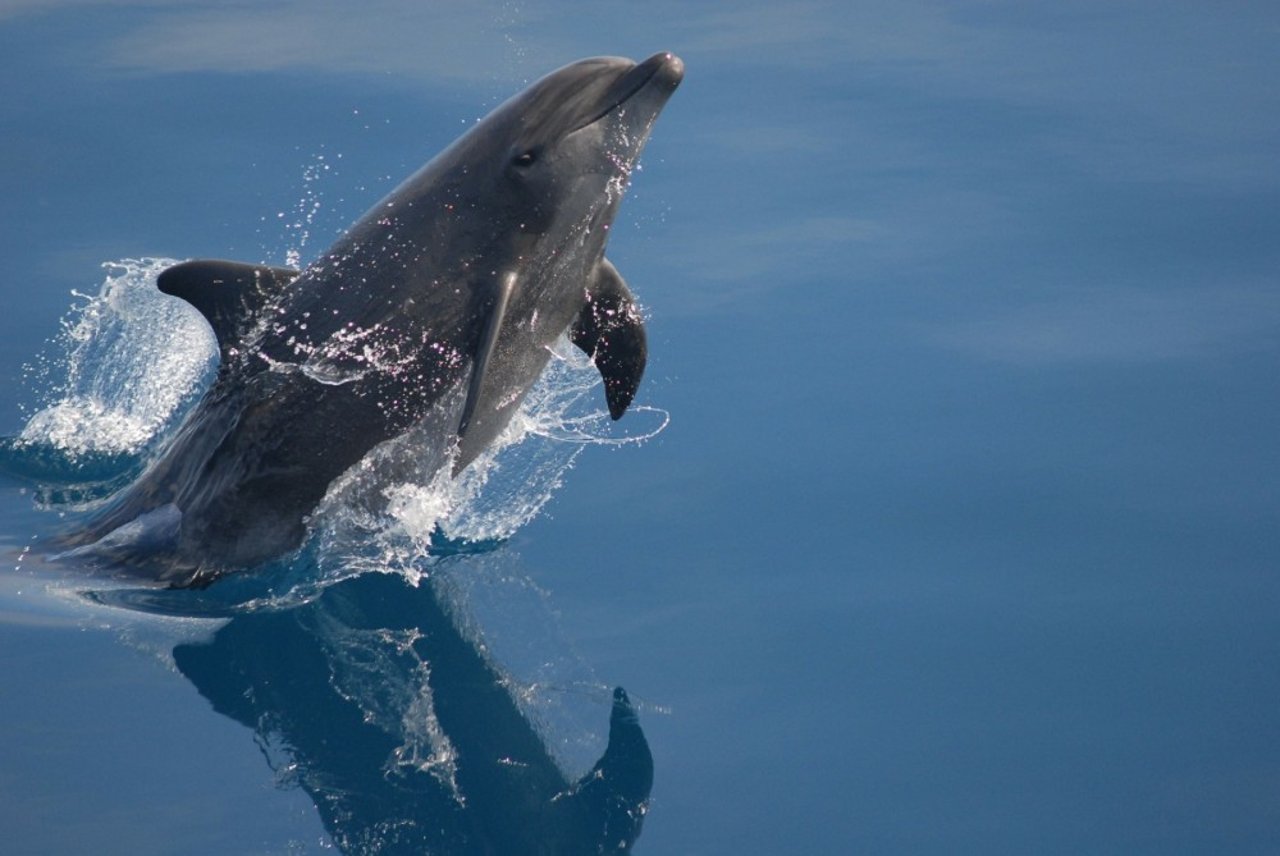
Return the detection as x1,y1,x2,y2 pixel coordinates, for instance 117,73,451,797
512,149,537,168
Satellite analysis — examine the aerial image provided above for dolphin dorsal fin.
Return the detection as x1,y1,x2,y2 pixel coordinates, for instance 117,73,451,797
157,259,300,361
571,258,647,419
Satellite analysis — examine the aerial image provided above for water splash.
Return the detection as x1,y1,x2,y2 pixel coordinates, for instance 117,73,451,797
275,150,337,269
2,259,216,502
295,334,667,593
18,259,216,458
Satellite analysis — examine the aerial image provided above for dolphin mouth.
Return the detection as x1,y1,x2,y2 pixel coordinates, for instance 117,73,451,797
572,52,684,133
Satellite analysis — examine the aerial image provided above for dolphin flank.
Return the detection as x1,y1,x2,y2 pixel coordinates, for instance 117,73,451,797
62,52,684,585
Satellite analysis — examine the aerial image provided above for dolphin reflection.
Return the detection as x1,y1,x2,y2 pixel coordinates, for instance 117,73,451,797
169,570,653,854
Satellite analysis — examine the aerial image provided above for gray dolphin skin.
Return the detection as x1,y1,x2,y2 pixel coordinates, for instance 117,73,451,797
67,52,684,584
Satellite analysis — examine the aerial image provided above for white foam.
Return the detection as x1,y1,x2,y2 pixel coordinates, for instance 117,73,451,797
18,258,217,459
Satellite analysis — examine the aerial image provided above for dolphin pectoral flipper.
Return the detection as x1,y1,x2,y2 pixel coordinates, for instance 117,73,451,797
458,271,517,435
570,258,647,419
158,260,300,359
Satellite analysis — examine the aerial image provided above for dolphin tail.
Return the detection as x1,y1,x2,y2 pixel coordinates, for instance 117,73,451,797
571,258,647,419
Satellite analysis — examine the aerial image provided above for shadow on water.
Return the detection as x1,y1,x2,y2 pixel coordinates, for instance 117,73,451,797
147,569,651,855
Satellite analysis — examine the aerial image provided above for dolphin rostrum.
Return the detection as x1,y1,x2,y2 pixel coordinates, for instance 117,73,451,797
65,52,684,584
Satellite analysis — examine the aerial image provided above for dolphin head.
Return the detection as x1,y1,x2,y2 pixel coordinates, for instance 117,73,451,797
497,51,685,170
494,52,682,165
520,52,683,231
430,52,684,243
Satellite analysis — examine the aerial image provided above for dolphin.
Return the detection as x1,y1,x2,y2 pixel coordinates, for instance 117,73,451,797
64,52,684,584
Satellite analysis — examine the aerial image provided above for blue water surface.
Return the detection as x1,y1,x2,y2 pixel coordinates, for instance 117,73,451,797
3,3,1279,854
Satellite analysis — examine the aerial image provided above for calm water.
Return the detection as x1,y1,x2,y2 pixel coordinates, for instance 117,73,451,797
3,3,1279,854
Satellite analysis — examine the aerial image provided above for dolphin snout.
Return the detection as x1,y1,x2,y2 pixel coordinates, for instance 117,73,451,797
612,52,684,104
577,52,684,134
641,52,684,91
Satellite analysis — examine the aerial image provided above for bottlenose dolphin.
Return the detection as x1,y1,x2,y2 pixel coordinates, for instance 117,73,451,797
65,52,683,584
